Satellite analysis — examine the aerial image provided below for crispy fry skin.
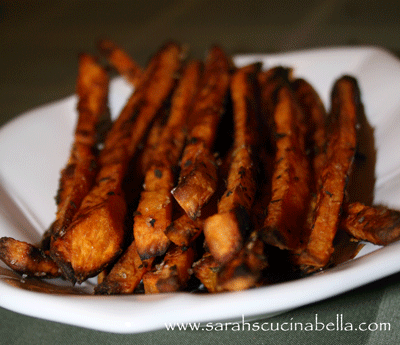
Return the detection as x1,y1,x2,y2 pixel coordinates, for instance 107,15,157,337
341,202,400,245
203,63,260,264
51,53,109,241
0,238,61,278
142,244,195,293
97,39,142,86
192,252,220,293
94,241,154,294
297,76,360,268
50,42,182,283
165,213,203,247
172,46,231,219
134,61,201,260
261,84,311,251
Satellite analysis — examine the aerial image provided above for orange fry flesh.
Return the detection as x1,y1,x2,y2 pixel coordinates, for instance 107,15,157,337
50,42,182,283
297,76,360,269
134,61,201,260
142,244,195,293
97,39,142,86
172,46,231,219
203,63,260,264
0,238,61,278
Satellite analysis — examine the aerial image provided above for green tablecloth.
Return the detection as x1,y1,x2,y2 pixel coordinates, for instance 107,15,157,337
1,1,400,344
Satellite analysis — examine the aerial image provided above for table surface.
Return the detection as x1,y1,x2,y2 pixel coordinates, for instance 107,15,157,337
1,1,400,344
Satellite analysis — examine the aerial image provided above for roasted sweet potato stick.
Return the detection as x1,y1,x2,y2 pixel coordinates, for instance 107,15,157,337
134,61,201,260
97,39,142,86
291,78,327,183
203,63,260,264
138,118,165,176
258,67,292,149
165,213,203,247
290,78,328,263
51,42,182,283
192,252,220,293
341,202,400,245
94,241,154,294
261,84,311,251
297,76,360,269
0,238,61,278
172,46,230,219
51,53,110,241
142,244,195,293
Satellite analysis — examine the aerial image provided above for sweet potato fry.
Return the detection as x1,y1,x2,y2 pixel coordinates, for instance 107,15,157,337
341,202,400,245
0,238,61,278
50,42,182,283
261,84,311,251
138,118,165,176
142,244,195,293
94,241,154,294
289,78,328,263
172,46,231,219
134,61,201,260
297,76,360,269
203,63,260,264
291,78,327,183
97,39,142,86
192,252,220,293
51,53,110,241
165,213,203,247
258,66,292,149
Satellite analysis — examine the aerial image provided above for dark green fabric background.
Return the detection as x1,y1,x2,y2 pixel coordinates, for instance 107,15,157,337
1,1,400,344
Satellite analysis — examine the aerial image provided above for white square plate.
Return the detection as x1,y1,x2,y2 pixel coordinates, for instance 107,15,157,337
1,46,400,333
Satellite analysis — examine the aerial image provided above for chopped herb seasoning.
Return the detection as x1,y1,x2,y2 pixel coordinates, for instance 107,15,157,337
154,169,162,178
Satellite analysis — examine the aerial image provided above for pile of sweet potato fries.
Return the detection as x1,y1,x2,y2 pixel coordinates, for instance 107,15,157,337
1,40,400,294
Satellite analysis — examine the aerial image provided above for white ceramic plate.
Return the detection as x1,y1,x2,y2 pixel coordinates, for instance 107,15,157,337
1,46,400,333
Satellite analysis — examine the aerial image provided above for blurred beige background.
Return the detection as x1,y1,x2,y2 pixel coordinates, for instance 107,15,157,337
1,0,400,127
